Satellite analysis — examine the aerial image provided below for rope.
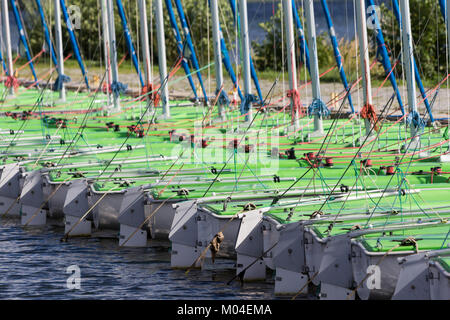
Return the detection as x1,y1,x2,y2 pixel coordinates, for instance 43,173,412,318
0,194,21,219
360,103,379,131
407,110,426,131
111,81,128,97
227,241,279,285
61,185,120,241
240,93,257,115
217,88,230,106
119,194,177,247
185,212,238,275
25,54,73,90
52,74,71,91
308,98,330,117
287,88,302,118
5,76,19,90
291,271,319,300
32,124,63,169
16,49,45,72
141,83,160,106
23,176,72,226
346,240,407,300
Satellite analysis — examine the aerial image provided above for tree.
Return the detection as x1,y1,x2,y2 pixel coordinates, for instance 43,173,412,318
379,0,447,83
20,0,235,69
252,2,333,73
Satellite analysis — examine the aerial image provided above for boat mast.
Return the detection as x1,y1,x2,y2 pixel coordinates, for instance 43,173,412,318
320,0,355,113
305,0,328,137
54,0,65,101
106,0,121,111
100,0,112,106
355,0,374,135
35,0,57,67
399,0,421,149
0,12,4,73
210,0,227,119
138,0,153,111
239,0,253,122
283,0,300,130
447,1,450,72
155,0,170,118
2,0,14,96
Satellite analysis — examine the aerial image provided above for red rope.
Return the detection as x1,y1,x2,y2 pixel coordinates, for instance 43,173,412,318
5,75,19,90
17,49,45,72
117,53,128,68
141,83,160,107
25,53,73,90
360,103,379,131
287,88,302,118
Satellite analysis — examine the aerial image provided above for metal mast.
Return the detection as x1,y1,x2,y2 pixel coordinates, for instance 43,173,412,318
305,0,328,137
400,0,421,149
100,0,112,106
2,0,14,96
106,0,121,110
155,0,169,118
283,0,300,130
54,0,65,101
355,0,374,135
239,0,253,122
138,0,153,111
210,0,227,119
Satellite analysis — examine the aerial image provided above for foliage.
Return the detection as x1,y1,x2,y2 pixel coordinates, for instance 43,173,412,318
18,0,235,68
252,2,333,72
378,0,447,82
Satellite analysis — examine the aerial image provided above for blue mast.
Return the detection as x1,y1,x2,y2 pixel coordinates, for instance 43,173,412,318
35,0,57,67
115,0,144,88
173,0,209,104
392,0,433,122
9,0,37,81
219,23,244,101
320,0,355,113
0,48,6,74
59,0,89,89
439,0,446,21
164,0,198,100
366,0,405,115
228,0,264,104
292,0,311,74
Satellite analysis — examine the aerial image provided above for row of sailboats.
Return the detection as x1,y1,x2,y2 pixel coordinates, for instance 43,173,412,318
0,0,449,300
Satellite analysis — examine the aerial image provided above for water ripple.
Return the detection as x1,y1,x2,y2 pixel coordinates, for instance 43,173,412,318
0,222,276,300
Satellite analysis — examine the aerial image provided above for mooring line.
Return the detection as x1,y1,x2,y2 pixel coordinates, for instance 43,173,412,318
346,243,402,300
31,123,64,169
226,241,279,286
61,184,120,241
291,271,319,300
23,176,72,226
119,194,177,247
185,210,242,275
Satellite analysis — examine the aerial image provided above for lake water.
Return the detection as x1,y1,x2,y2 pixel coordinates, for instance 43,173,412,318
0,220,279,299
248,0,390,43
